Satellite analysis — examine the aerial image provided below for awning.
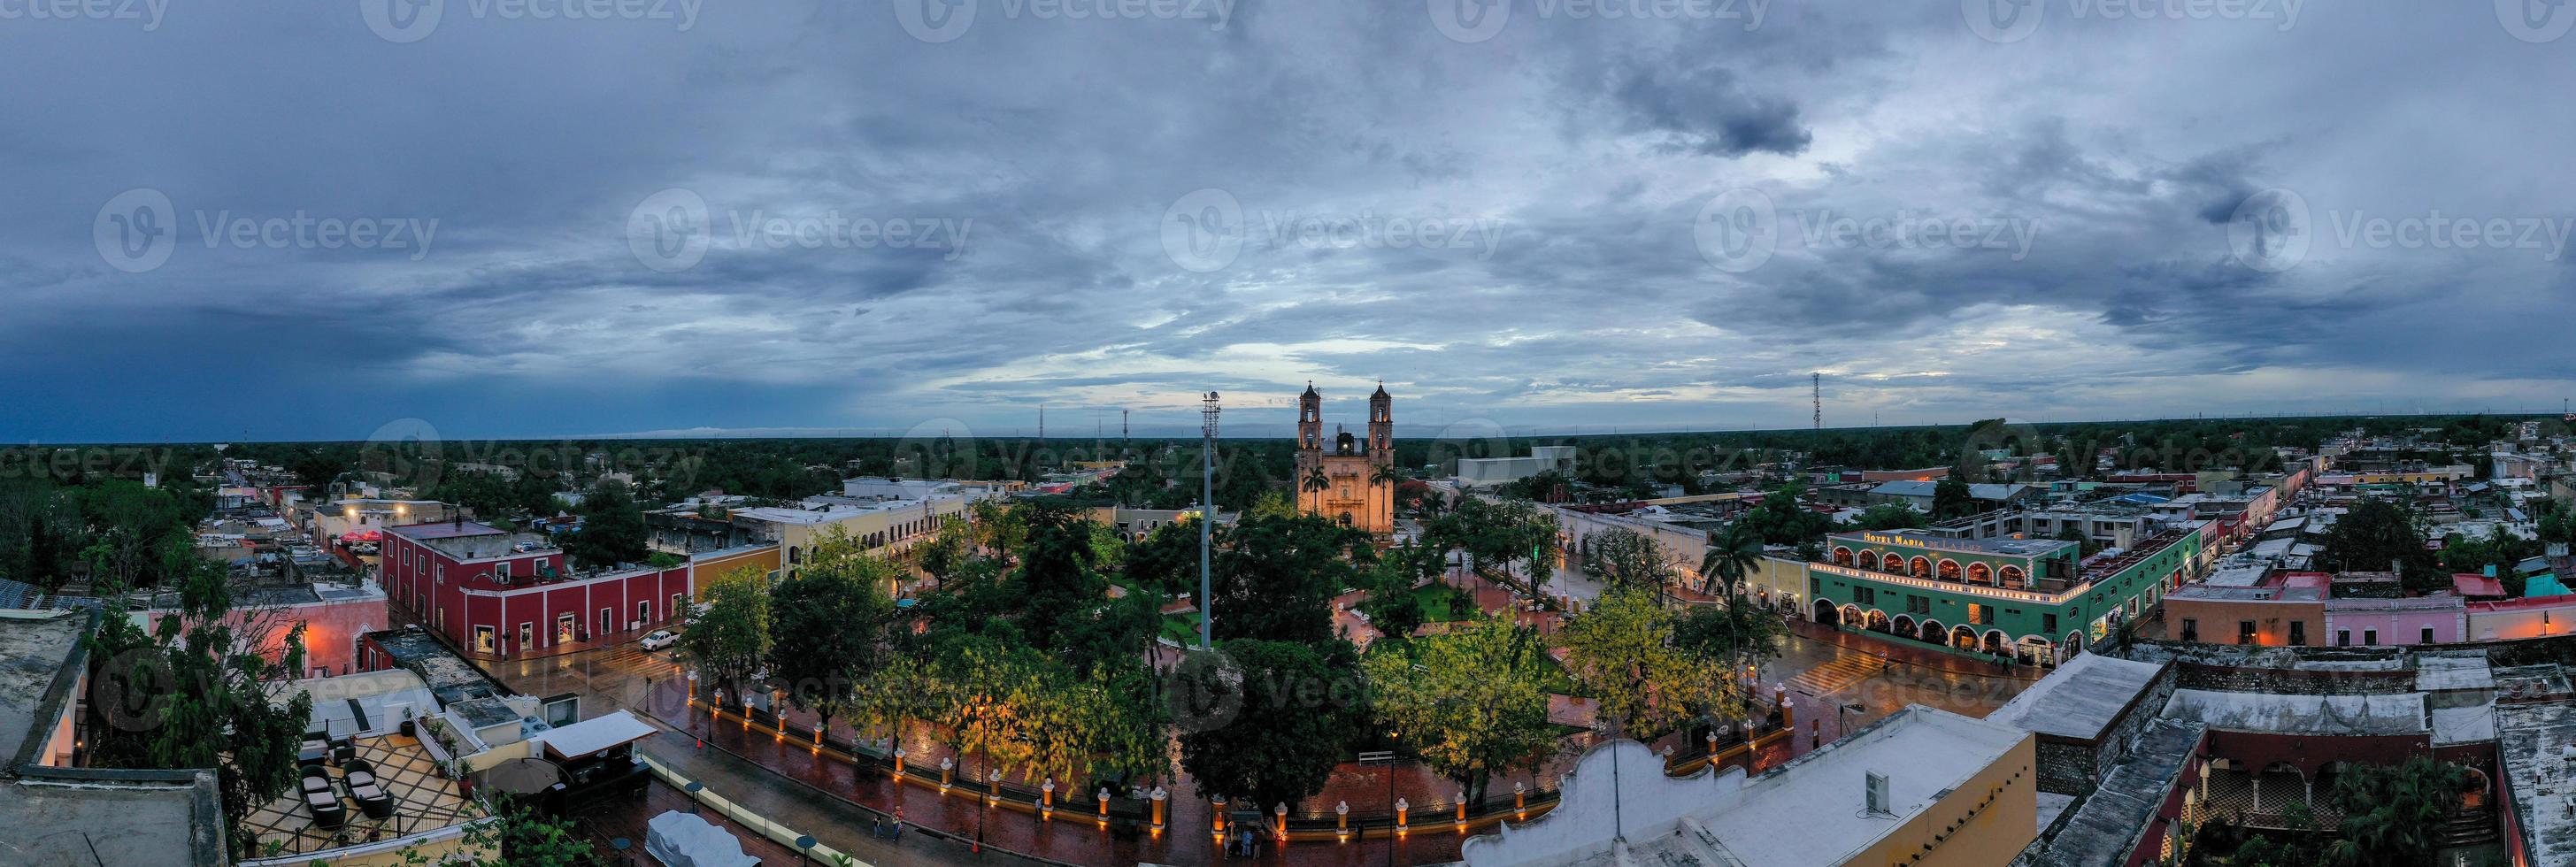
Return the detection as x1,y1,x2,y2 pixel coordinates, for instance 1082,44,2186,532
538,710,656,760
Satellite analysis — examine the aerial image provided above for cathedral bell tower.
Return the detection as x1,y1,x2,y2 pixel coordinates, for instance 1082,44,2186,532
1368,381,1393,465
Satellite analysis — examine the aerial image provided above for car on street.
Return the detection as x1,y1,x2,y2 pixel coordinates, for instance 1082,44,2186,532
639,629,679,651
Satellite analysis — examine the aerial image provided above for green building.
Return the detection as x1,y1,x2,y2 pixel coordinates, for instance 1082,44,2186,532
1806,524,2207,665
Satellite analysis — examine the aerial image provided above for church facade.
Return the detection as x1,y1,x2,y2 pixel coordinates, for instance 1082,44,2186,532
1294,382,1396,535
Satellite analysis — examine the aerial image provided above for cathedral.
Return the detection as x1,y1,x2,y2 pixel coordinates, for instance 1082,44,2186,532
1294,381,1395,535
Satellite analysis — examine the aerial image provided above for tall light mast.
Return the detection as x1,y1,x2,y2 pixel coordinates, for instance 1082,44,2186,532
1199,391,1220,649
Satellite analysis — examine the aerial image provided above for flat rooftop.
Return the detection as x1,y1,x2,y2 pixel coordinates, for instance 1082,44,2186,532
367,628,510,706
1696,706,2031,865
1829,529,2076,558
2500,702,2576,863
0,772,226,866
2160,689,2428,737
0,610,87,765
1988,652,2165,741
386,520,507,541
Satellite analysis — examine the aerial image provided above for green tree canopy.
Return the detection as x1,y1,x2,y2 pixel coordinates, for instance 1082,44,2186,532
678,567,772,708
1177,639,1367,812
559,479,649,571
1363,614,1557,802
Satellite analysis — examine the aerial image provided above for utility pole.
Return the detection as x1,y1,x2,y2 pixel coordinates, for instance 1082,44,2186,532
1200,391,1220,649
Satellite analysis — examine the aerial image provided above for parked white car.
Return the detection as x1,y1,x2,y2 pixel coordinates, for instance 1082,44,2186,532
639,629,679,651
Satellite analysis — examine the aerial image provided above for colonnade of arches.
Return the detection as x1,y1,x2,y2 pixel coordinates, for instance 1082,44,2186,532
1812,597,2069,664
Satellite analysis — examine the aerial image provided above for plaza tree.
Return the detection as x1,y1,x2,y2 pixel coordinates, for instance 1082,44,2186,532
1556,588,1747,740
1208,510,1370,645
767,532,900,742
1363,614,1557,804
1121,518,1201,595
913,518,973,584
1584,526,1675,593
1180,639,1366,815
678,567,771,710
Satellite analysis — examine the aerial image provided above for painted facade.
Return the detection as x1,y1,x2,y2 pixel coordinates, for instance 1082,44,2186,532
383,520,737,658
1293,383,1395,535
1809,526,2207,664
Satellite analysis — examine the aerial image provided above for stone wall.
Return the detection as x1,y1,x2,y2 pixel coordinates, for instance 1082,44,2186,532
2172,661,2417,695
2088,664,2180,786
2034,739,2097,796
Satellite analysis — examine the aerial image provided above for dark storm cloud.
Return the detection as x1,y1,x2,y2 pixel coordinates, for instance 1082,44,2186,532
1606,62,1813,157
4,1,2574,441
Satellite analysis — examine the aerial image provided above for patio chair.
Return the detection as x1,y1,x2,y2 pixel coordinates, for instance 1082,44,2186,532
342,773,396,819
300,766,333,796
305,790,347,828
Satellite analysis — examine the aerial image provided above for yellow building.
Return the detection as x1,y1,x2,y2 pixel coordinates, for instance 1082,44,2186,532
1294,382,1396,535
729,495,973,579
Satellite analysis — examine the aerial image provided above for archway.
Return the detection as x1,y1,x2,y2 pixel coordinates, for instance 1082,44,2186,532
1951,625,1979,650
1864,610,1891,633
1967,562,1992,585
1983,630,2009,654
1892,615,1917,638
1881,556,1908,576
1910,556,1932,579
1938,558,1961,581
1919,619,1947,643
1813,599,1842,626
2019,636,2051,666
1857,550,1880,571
1999,565,2025,588
1832,547,1854,566
2064,632,2085,660
1842,605,1865,627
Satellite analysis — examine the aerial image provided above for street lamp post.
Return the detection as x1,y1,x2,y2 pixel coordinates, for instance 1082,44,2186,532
1199,390,1219,649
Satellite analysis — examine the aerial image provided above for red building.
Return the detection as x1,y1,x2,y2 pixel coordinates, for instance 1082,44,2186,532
383,520,699,658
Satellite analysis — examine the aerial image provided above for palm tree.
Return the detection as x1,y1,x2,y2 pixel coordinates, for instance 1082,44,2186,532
1301,466,1331,495
1699,522,1763,603
1698,522,1767,703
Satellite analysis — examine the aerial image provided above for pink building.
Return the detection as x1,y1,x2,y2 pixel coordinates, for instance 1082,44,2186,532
2322,595,2465,647
142,582,389,679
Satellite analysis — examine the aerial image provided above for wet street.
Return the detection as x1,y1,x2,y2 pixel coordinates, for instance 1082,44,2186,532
1761,621,2037,748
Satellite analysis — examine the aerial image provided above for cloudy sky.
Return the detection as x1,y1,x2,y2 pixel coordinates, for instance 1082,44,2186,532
7,0,2574,443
